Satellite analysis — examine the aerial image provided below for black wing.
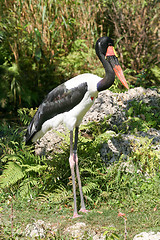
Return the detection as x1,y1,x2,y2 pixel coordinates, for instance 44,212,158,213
25,82,88,144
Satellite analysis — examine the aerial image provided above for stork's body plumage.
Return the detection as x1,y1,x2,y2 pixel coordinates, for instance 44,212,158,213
25,36,129,218
26,73,101,144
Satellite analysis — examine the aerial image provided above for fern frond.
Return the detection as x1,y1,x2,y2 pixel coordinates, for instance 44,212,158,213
23,164,47,173
81,167,99,176
18,108,37,126
48,185,72,204
53,129,70,145
1,154,22,164
85,195,94,203
82,182,99,194
0,161,24,188
19,178,38,198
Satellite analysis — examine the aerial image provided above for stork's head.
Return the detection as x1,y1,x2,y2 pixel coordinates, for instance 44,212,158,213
96,36,129,90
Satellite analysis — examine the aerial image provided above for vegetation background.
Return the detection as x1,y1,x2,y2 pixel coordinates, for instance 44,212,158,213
0,0,160,239
0,0,159,112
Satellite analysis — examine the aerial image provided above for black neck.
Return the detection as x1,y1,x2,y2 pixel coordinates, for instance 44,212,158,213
97,52,115,92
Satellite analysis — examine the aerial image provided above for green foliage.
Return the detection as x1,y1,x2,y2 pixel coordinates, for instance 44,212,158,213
1,113,159,208
18,107,37,126
104,0,160,87
0,161,24,188
45,185,72,205
57,39,104,80
0,60,39,110
0,140,48,197
103,226,120,239
0,0,105,111
59,128,159,208
151,66,160,80
125,99,160,132
80,117,112,140
131,138,159,175
0,0,159,113
0,125,48,198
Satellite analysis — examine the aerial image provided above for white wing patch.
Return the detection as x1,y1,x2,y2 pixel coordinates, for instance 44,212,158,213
65,73,101,92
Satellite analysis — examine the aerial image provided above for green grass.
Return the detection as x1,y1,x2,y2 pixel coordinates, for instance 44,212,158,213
0,195,159,239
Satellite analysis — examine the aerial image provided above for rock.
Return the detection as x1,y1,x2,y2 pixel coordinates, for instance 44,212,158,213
24,220,106,239
64,222,87,239
25,219,53,238
34,87,160,158
100,130,160,165
64,222,105,240
25,220,46,238
24,219,160,240
92,233,105,240
133,231,160,240
35,125,68,155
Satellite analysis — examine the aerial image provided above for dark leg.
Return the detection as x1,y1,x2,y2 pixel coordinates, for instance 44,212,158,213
69,130,80,218
74,127,88,213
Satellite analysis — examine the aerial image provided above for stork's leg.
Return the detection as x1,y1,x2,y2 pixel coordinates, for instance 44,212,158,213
69,130,80,218
74,127,88,213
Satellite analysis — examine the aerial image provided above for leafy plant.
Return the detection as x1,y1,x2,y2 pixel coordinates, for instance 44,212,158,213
0,0,106,111
104,0,160,87
56,38,109,83
103,226,120,239
0,111,159,213
18,107,37,126
0,141,48,198
131,138,159,175
125,99,160,132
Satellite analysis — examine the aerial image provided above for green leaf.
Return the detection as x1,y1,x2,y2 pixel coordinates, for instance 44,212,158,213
151,66,160,79
35,47,42,61
128,107,134,116
42,5,46,24
61,15,67,28
112,233,120,239
0,161,24,188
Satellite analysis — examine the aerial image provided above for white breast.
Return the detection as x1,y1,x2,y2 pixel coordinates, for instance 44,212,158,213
63,91,95,130
63,73,101,130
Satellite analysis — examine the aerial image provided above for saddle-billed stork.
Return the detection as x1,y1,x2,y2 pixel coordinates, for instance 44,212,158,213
25,36,129,218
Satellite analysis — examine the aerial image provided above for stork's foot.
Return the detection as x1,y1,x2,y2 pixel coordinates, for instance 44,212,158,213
72,212,82,218
79,208,89,214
